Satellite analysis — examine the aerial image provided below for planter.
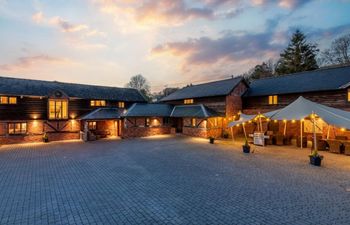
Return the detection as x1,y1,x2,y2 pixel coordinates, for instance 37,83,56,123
209,138,215,144
309,155,323,166
242,145,250,153
43,138,49,143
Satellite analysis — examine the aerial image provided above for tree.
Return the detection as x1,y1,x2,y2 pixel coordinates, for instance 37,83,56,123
320,33,350,66
151,87,179,102
125,74,151,101
275,29,319,75
245,59,275,81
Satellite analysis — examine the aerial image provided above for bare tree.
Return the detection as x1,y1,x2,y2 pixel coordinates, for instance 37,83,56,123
320,33,350,66
125,74,151,101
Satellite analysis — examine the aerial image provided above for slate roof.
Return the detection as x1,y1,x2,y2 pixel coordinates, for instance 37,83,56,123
80,108,125,120
244,65,350,97
171,104,222,118
0,76,146,102
160,77,245,101
124,103,174,117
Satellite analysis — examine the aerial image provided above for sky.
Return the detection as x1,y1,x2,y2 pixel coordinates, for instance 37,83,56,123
0,0,350,92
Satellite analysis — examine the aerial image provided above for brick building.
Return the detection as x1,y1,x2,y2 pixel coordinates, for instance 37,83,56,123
1,65,350,144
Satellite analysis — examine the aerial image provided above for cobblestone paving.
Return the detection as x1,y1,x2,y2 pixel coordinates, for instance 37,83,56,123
0,136,350,225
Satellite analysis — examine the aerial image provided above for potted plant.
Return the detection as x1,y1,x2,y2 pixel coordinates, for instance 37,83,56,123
223,131,229,139
242,139,250,153
209,136,215,144
309,150,323,166
42,133,49,143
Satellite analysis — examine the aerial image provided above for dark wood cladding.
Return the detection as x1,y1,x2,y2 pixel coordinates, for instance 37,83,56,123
243,90,350,114
0,96,136,121
164,96,227,115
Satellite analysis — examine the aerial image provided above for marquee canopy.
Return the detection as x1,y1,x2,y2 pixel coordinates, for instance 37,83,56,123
270,96,350,129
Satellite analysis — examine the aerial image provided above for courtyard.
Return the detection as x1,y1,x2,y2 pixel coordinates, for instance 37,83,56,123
0,136,350,225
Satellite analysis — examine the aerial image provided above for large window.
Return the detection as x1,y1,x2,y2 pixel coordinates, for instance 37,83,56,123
8,122,27,135
0,96,17,104
118,101,125,108
88,121,97,130
49,99,68,120
184,99,194,104
90,100,106,107
268,95,278,105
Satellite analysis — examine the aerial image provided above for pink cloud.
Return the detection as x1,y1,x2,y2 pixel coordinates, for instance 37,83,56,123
0,55,70,72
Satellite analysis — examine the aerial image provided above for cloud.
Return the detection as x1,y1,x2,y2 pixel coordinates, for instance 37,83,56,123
32,11,105,36
0,55,70,72
152,32,282,68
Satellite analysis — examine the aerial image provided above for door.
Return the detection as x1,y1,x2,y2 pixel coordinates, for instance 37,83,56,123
175,118,183,133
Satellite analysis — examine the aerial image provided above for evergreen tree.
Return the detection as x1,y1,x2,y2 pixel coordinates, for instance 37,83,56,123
275,30,319,75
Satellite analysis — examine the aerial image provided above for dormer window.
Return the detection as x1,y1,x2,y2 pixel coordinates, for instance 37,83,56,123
90,100,106,107
118,101,125,108
268,95,278,105
0,96,17,104
184,99,194,104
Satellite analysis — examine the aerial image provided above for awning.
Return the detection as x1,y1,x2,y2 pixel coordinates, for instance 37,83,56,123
79,108,125,120
227,110,279,128
271,96,350,129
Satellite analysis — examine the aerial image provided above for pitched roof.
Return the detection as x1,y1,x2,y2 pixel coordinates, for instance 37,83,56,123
0,76,147,102
80,108,125,120
170,104,222,118
244,65,350,97
160,77,245,101
124,103,174,117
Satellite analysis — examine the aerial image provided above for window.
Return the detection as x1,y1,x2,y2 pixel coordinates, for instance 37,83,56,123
49,99,68,119
118,101,125,108
88,121,97,130
8,122,27,135
0,96,17,104
145,118,150,127
184,99,194,104
90,100,106,107
348,89,350,102
191,118,196,127
268,95,278,105
9,97,17,104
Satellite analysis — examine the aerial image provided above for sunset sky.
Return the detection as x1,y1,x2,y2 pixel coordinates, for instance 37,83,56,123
1,0,350,92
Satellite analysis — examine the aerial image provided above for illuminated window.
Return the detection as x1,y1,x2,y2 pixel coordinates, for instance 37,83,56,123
88,121,97,130
8,122,27,135
90,100,106,107
348,89,350,102
118,102,125,108
49,99,68,120
145,118,150,127
268,95,278,105
191,118,196,127
9,97,17,104
0,96,8,104
184,99,194,104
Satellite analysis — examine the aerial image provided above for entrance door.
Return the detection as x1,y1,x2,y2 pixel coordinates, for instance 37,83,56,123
175,118,183,133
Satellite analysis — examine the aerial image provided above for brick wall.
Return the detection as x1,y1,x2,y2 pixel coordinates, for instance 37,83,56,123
123,117,174,138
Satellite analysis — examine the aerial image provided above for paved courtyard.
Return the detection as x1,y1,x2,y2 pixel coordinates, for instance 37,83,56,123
0,136,350,225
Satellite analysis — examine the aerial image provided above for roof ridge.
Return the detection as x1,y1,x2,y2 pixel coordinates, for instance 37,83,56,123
250,65,350,82
181,76,242,89
0,75,137,91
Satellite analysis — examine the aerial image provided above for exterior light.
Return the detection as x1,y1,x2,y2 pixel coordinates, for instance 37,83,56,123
274,120,277,123
283,120,287,123
266,118,270,121
248,121,252,123
341,128,346,132
292,120,296,123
